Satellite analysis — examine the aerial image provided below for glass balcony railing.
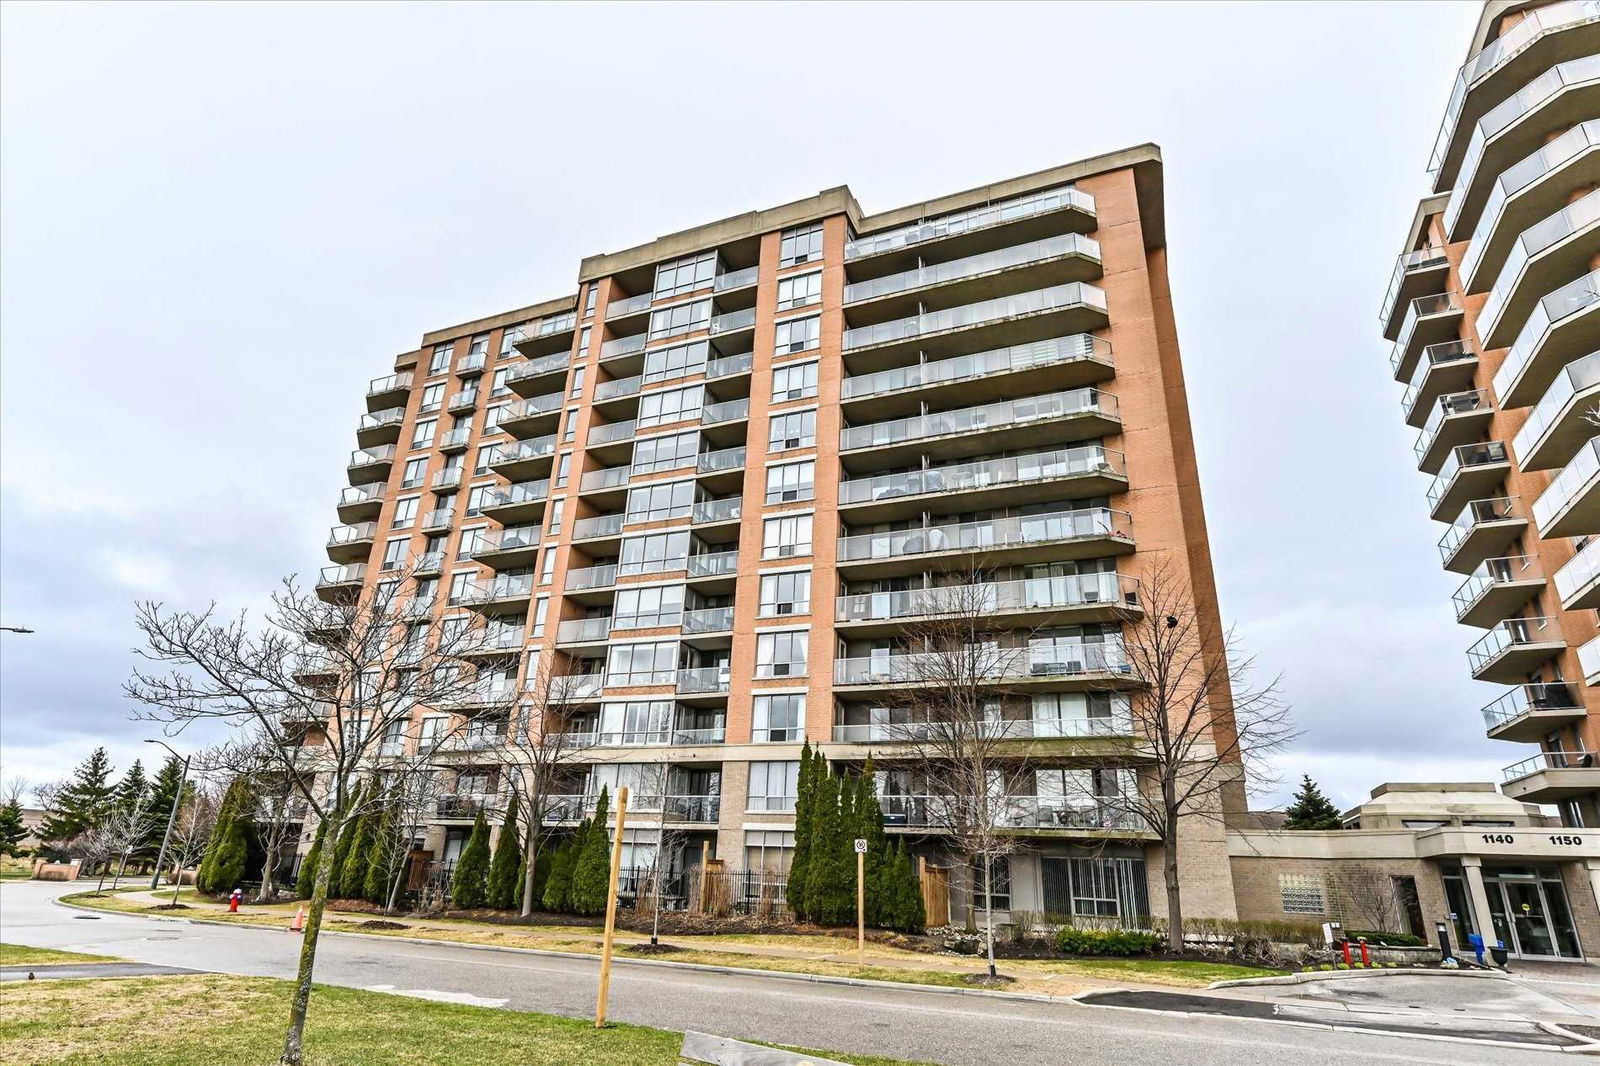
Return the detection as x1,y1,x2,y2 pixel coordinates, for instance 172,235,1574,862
438,427,472,450
714,266,759,292
682,606,735,634
448,388,478,410
367,371,412,396
594,374,642,401
588,419,637,445
844,233,1100,304
505,353,569,385
572,513,624,540
348,445,395,469
841,388,1116,452
1481,682,1582,732
687,551,738,578
842,335,1109,401
836,641,1132,686
339,484,386,509
707,351,754,379
1438,496,1521,562
1401,340,1478,419
710,307,756,335
600,334,647,360
696,446,746,473
838,506,1132,563
1426,442,1508,511
1503,749,1598,784
564,564,618,591
1494,270,1600,404
458,574,534,606
359,407,405,432
457,351,487,375
1533,437,1600,532
1467,616,1560,673
557,617,612,643
1379,246,1449,326
318,563,366,587
606,292,653,318
482,480,550,511
676,666,731,694
692,497,742,523
843,282,1106,352
579,466,631,492
1414,390,1490,464
701,397,749,425
431,468,462,490
536,312,576,337
874,794,1142,831
839,443,1125,507
326,523,376,547
1582,635,1600,682
501,393,563,421
421,508,455,532
1430,0,1600,174
1514,352,1600,463
1555,536,1600,604
1463,119,1600,283
1451,555,1541,618
491,435,557,466
1480,189,1600,339
1389,292,1463,374
477,526,539,555
832,716,1133,743
846,185,1095,260
837,572,1137,623
1447,54,1600,235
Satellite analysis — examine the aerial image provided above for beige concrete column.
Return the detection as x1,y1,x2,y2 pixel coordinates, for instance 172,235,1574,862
1461,857,1500,946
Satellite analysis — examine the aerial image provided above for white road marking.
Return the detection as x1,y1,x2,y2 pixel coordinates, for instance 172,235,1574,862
365,984,509,1008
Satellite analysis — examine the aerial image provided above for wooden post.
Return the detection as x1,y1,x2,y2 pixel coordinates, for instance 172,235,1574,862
594,785,630,1029
856,849,865,967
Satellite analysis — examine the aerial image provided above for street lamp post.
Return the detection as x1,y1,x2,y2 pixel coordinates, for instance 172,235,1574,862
146,740,191,891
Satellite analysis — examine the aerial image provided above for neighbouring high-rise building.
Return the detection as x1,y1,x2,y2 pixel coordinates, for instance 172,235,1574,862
313,143,1245,925
1383,1,1600,827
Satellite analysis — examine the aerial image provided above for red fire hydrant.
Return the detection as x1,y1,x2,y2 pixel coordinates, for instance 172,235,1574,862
229,888,242,913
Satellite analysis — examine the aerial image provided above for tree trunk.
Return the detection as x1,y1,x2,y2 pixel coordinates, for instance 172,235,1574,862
651,865,662,947
1163,827,1183,954
280,817,338,1066
258,843,278,904
519,819,542,918
982,856,997,980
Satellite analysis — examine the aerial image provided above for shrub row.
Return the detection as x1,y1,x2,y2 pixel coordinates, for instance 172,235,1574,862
1054,927,1163,956
1343,929,1425,947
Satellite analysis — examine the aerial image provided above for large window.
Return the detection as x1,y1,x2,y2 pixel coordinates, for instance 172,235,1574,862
639,384,704,428
765,460,815,504
772,361,818,401
633,431,699,473
654,252,717,298
762,514,812,559
381,538,408,571
606,641,678,686
464,486,491,518
747,761,800,812
626,480,694,524
420,382,444,413
755,630,808,678
490,367,511,396
745,830,795,873
643,340,709,384
474,444,497,475
758,571,810,617
599,700,674,745
458,526,487,559
648,299,711,341
391,497,419,530
752,694,804,743
620,531,691,575
779,224,823,267
614,584,686,628
411,419,437,449
400,457,426,489
971,857,1011,912
768,410,815,451
774,315,820,356
776,270,822,311
428,345,452,375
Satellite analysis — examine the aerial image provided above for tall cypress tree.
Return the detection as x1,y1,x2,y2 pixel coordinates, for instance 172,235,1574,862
198,778,251,895
854,759,887,926
325,785,365,899
451,811,492,909
486,795,523,910
363,790,401,904
788,744,816,918
1282,775,1343,830
809,770,847,924
541,834,579,913
38,747,117,849
297,820,328,899
337,806,377,901
569,787,612,916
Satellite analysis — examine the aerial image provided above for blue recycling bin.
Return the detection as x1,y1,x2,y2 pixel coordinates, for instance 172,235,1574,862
1467,933,1486,965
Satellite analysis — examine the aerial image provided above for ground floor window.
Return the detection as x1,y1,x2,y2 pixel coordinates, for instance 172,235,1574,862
1040,854,1148,924
970,856,1011,913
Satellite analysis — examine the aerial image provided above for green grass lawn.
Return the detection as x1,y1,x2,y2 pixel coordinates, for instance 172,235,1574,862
0,943,119,966
0,974,929,1066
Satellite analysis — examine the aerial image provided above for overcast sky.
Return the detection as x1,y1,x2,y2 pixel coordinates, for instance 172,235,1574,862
1,1,1491,809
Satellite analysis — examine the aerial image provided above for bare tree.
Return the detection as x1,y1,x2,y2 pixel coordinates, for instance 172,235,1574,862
202,730,311,902
123,566,516,1066
366,749,441,914
1086,559,1295,951
1338,866,1404,933
162,784,221,903
102,790,161,888
637,821,691,947
2,777,31,808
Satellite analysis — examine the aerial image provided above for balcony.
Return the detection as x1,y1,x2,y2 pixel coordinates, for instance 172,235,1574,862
835,641,1135,691
563,563,618,592
1379,247,1451,340
839,445,1127,523
1429,0,1600,189
1477,189,1600,349
473,526,541,569
421,507,455,533
1414,390,1493,473
1466,616,1565,683
842,282,1108,364
676,666,731,696
1483,682,1587,743
701,397,749,428
448,388,478,413
571,512,624,541
1401,341,1480,427
1557,536,1600,611
499,393,563,436
1444,54,1600,240
1439,497,1528,573
1533,437,1600,538
556,616,611,645
1493,270,1600,408
1584,634,1600,685
315,563,366,602
436,729,509,754
605,291,653,320
346,446,395,485
1389,293,1465,383
599,334,647,361
505,353,570,395
337,483,386,523
457,574,534,614
710,307,756,338
1451,555,1545,628
1426,441,1511,521
682,605,735,636
436,793,501,820
488,435,557,479
833,716,1134,743
511,312,578,358
840,388,1119,470
413,551,444,576
1501,750,1600,804
587,419,637,447
431,467,462,493
836,572,1140,637
838,506,1133,579
1513,352,1600,471
456,628,526,660
1463,119,1600,290
843,233,1102,320
846,185,1095,265
437,426,472,453
325,522,376,565
479,480,550,524
366,371,412,410
877,795,1146,834
355,407,406,448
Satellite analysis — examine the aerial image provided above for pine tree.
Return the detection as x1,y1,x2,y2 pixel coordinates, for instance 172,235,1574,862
145,755,187,853
787,744,816,919
337,807,377,901
116,760,150,815
486,795,523,910
296,820,328,899
38,747,117,848
569,787,612,916
809,769,848,925
0,800,26,856
451,811,492,909
1282,775,1343,830
541,835,578,913
363,791,401,905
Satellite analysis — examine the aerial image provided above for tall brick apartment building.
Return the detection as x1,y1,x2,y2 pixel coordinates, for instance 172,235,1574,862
1382,0,1600,827
317,143,1242,925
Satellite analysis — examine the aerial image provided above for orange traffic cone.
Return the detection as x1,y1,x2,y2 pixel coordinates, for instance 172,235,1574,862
290,905,305,933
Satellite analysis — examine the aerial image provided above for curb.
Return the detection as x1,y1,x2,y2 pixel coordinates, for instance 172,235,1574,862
1210,968,1508,989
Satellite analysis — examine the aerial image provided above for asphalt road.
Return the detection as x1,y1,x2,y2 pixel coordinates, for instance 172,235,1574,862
0,881,1566,1066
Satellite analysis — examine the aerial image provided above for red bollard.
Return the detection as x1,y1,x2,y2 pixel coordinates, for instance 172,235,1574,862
229,888,242,913
1341,940,1352,967
1358,938,1370,967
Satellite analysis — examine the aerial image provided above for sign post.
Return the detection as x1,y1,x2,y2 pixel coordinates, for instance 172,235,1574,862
594,786,630,1029
854,838,868,967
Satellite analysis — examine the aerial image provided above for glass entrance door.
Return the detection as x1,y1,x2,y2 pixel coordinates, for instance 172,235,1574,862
1485,869,1583,958
1502,881,1558,957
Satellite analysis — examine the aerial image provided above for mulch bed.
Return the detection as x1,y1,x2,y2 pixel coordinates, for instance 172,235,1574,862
622,943,685,955
149,903,192,911
354,920,411,931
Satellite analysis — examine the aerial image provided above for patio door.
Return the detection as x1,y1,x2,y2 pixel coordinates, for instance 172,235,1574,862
1486,870,1583,958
